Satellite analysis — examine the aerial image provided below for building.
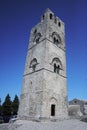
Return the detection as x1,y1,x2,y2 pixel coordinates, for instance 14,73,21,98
18,8,68,121
69,98,87,115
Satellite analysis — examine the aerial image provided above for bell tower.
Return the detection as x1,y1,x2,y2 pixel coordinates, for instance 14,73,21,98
18,8,68,121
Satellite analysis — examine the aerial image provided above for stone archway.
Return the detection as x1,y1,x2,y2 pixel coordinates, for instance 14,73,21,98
50,97,57,117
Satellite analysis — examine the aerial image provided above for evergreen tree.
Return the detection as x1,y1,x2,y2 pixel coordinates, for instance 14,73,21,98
2,94,12,116
0,106,2,116
0,98,2,116
12,95,19,115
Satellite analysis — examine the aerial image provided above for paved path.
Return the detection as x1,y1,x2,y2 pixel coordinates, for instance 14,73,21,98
1,119,87,130
8,119,87,130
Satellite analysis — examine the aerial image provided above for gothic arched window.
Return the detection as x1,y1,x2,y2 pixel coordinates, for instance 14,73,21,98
54,64,60,74
52,32,61,47
51,57,62,74
33,32,41,44
30,58,38,72
50,13,53,19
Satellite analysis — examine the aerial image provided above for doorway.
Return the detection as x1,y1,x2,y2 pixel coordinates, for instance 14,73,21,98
51,104,55,116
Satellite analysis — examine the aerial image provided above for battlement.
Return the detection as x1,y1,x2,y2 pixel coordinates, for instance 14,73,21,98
41,8,64,28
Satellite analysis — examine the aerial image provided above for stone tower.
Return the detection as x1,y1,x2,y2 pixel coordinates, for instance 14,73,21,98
18,8,68,121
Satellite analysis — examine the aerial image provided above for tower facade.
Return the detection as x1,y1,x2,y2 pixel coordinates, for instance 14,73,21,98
18,9,68,121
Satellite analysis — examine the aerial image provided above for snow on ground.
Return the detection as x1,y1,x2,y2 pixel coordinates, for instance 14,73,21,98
8,119,87,130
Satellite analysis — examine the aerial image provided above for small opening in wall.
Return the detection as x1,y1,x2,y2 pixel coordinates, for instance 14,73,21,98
43,15,45,20
54,18,57,24
34,29,37,34
74,100,77,104
50,13,53,19
51,104,55,116
58,22,61,27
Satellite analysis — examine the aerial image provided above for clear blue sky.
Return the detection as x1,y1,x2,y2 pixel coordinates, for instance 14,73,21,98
0,0,87,103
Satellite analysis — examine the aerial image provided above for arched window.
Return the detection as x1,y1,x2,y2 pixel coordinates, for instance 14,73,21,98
54,64,60,74
51,57,62,74
52,32,61,47
53,38,60,46
30,58,38,72
50,13,53,19
34,33,41,44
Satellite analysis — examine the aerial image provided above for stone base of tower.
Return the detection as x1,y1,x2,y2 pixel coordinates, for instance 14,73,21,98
18,114,69,122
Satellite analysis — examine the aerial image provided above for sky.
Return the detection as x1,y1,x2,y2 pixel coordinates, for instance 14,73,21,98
0,0,87,104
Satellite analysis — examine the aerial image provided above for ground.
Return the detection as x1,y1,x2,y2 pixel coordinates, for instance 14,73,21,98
0,123,9,130
0,119,87,130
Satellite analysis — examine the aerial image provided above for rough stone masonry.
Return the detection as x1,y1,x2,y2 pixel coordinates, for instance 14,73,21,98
18,8,68,121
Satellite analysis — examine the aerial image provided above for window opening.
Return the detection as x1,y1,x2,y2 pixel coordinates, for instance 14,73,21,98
54,64,56,73
50,13,53,19
57,65,60,74
43,15,44,20
34,29,37,34
51,104,55,116
74,100,77,104
30,58,38,72
85,103,87,105
54,18,57,24
35,33,41,44
36,38,39,43
55,39,59,46
53,37,56,43
54,64,60,74
58,22,61,27
32,65,36,72
52,32,61,46
56,39,59,44
53,37,60,46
